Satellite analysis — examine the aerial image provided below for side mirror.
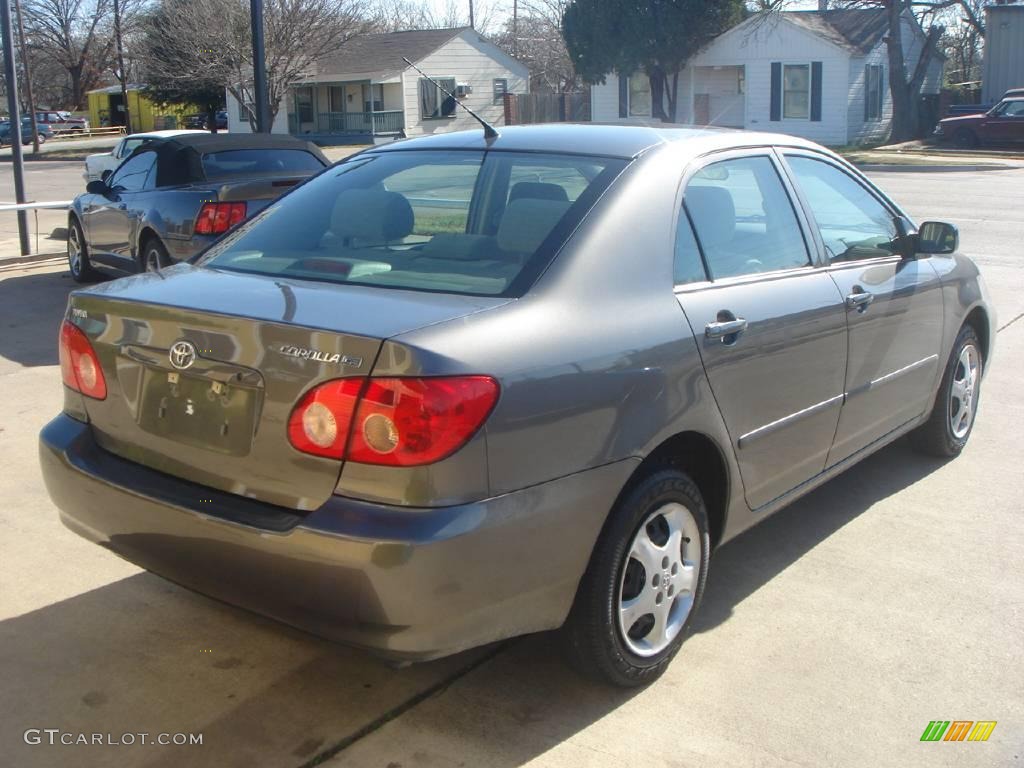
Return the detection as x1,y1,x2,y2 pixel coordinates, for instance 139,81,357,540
100,169,112,183
86,180,108,195
917,221,959,255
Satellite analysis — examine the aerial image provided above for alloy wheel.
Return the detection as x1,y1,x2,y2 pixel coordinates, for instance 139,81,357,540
618,502,701,657
67,226,81,276
949,344,980,439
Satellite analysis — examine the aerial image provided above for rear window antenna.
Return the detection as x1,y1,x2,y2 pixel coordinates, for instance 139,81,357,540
402,57,499,140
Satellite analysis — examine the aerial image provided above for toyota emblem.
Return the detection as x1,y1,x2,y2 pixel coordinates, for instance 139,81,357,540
169,340,198,370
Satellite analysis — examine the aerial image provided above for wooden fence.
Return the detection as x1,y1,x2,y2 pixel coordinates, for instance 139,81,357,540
503,92,591,126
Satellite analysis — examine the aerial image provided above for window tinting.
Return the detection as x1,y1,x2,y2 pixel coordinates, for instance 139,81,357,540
674,211,707,285
109,151,156,192
685,156,808,279
201,149,324,180
199,151,625,297
786,156,898,263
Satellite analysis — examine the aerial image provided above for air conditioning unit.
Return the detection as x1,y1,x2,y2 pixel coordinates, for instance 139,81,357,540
455,83,473,98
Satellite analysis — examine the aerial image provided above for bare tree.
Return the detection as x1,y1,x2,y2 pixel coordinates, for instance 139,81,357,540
367,0,502,33
140,0,368,131
494,0,579,92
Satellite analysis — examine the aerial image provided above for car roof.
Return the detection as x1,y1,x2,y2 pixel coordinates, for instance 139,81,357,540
366,123,825,161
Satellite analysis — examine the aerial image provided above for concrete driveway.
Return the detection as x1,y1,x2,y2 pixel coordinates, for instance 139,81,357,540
0,166,1021,767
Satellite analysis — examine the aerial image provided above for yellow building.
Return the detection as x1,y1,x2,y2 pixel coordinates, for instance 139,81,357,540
86,84,197,132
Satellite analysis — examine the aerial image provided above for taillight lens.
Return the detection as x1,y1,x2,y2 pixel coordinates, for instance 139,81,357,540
59,320,107,399
287,376,499,465
194,202,247,235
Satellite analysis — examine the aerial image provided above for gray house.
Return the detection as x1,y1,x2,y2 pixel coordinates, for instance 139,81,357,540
982,1,1024,103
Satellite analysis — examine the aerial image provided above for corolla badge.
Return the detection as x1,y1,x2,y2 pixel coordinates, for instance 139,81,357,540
169,340,198,370
277,345,362,368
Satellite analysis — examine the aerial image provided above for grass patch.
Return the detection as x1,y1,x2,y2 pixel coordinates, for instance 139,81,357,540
412,212,468,236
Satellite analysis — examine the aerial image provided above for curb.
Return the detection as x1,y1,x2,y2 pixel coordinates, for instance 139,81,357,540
855,163,1014,172
0,252,65,268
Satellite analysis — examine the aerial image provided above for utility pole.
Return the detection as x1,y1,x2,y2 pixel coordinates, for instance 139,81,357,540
1,0,30,255
250,0,271,133
469,0,475,29
14,0,38,153
113,0,131,134
512,0,518,56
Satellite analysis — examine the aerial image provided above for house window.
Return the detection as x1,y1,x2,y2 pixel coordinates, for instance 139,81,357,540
493,78,508,105
363,84,383,113
238,101,254,122
294,87,314,123
629,73,652,117
782,64,810,119
865,64,884,121
419,77,457,119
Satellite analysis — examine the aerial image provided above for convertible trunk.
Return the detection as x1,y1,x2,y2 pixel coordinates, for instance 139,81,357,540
66,264,507,510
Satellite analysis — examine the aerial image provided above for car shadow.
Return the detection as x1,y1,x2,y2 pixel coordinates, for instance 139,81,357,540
1,436,948,768
0,265,109,367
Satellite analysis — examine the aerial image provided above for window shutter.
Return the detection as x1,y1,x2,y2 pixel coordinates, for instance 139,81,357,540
811,61,822,122
876,66,884,119
618,74,628,118
864,65,871,121
770,63,781,121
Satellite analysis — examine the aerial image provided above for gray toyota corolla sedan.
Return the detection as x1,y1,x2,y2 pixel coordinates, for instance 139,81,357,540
40,125,994,686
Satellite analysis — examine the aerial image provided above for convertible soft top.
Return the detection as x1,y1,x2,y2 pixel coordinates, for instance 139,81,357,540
129,132,329,186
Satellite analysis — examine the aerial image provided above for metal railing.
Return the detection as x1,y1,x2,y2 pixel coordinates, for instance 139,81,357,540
0,199,71,255
309,110,405,135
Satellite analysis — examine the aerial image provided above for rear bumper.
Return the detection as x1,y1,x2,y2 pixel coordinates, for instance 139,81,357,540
39,414,636,660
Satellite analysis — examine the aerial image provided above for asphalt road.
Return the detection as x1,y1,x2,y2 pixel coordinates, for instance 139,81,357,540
0,165,1021,767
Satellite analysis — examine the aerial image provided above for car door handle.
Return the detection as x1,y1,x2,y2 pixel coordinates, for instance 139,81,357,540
705,317,748,340
845,291,875,310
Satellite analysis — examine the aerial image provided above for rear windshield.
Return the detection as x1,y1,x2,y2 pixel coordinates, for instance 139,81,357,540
198,150,626,296
201,149,325,179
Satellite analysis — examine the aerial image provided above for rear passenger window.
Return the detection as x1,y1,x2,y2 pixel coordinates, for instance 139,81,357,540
674,211,707,285
684,156,809,279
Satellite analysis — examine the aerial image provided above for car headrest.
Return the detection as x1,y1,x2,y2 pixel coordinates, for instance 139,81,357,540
509,182,569,204
684,186,735,249
331,189,414,243
419,233,493,261
497,198,571,255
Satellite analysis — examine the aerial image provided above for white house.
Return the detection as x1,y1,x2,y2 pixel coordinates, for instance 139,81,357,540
591,9,944,145
226,27,529,142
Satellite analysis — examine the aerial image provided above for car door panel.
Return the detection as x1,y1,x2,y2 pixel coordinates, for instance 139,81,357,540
780,152,945,466
678,273,848,509
675,152,848,510
86,150,158,266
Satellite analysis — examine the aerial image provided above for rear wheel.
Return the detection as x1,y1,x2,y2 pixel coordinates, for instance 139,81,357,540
141,237,171,273
560,468,710,687
912,325,983,457
954,128,979,148
67,217,96,283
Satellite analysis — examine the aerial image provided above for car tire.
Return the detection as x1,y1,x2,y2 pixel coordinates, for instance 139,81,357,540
141,237,172,273
953,128,978,148
560,467,710,688
67,216,96,283
912,324,983,458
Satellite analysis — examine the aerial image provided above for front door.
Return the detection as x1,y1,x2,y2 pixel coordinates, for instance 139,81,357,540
84,150,157,264
675,152,848,510
781,152,944,465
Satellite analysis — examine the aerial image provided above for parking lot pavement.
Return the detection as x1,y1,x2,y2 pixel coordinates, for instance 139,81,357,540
0,167,1022,767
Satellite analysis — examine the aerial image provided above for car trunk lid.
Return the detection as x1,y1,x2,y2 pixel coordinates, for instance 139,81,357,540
68,264,508,510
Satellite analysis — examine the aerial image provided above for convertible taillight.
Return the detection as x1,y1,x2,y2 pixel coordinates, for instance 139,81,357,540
287,376,499,465
59,320,106,399
194,202,247,235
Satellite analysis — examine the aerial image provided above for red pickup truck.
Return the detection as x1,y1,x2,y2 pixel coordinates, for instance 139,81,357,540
34,111,89,133
934,96,1024,147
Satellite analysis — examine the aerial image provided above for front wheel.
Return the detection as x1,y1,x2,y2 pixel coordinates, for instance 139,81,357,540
67,216,96,283
912,325,983,457
560,468,710,687
954,128,979,148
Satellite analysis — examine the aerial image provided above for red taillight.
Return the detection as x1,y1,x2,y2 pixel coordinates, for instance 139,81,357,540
287,376,499,466
59,320,106,399
194,202,247,235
